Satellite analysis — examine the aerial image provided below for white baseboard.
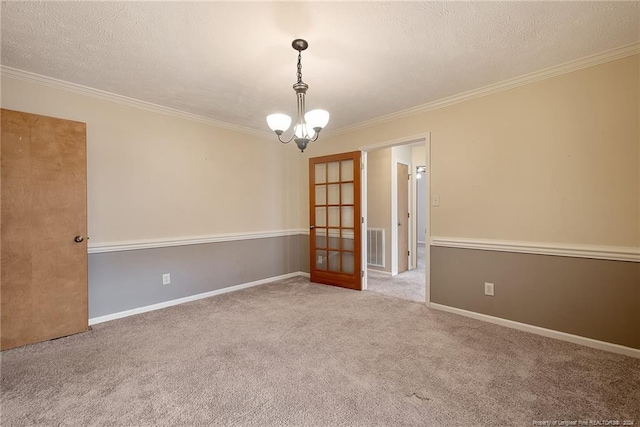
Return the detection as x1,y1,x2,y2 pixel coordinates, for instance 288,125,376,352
429,303,640,359
367,268,392,276
89,272,309,325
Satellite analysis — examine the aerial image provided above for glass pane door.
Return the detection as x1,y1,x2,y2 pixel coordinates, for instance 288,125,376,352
309,152,361,290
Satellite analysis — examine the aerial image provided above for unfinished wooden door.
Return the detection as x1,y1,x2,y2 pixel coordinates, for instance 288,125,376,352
309,151,362,290
397,163,409,273
1,109,88,350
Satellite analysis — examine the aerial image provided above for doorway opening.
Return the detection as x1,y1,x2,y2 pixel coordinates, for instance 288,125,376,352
360,134,430,304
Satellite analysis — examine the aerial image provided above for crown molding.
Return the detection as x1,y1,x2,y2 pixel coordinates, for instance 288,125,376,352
3,42,638,139
430,236,640,263
325,42,640,138
0,66,273,139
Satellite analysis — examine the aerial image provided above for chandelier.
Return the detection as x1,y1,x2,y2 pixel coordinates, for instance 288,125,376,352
266,39,330,153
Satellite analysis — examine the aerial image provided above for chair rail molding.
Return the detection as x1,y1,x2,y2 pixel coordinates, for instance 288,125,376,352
430,236,640,262
88,229,309,254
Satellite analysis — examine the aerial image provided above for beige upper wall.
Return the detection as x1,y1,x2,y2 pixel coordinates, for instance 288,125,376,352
367,147,392,271
411,146,427,169
1,76,302,243
4,53,637,248
300,55,640,248
392,145,412,165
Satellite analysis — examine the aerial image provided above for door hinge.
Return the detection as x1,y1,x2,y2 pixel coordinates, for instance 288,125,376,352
361,161,365,170
408,212,410,218
361,270,364,278
408,174,410,181
408,250,410,256
361,217,364,224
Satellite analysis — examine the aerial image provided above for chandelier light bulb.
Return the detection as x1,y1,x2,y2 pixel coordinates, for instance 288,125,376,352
304,109,330,131
266,113,292,134
294,124,316,140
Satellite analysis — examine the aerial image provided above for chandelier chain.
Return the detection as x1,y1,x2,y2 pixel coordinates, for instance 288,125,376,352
297,51,302,83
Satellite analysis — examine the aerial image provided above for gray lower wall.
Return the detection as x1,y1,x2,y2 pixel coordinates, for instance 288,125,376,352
89,235,305,318
431,246,640,349
299,234,310,273
89,235,639,350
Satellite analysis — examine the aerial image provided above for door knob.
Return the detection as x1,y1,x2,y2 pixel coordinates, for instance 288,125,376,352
74,235,84,243
310,225,315,229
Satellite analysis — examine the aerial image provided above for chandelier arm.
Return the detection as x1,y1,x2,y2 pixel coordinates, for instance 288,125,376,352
277,131,296,144
310,131,321,143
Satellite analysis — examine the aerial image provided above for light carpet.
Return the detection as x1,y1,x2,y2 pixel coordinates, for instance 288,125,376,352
367,243,426,302
1,276,638,426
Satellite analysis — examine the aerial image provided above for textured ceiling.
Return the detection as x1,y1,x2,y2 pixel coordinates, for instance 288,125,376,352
1,1,639,135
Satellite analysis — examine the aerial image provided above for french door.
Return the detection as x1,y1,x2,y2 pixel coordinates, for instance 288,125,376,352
309,151,362,290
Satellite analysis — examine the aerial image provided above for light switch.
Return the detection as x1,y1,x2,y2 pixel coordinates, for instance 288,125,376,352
432,195,440,207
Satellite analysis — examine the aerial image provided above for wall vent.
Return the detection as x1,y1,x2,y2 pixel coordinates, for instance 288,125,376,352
367,228,385,267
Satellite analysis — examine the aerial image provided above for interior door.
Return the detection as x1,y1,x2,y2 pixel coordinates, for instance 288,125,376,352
1,109,88,350
309,151,362,290
397,162,409,273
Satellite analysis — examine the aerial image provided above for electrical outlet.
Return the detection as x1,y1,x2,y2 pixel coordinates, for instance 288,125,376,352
432,195,440,207
162,273,171,285
484,282,494,296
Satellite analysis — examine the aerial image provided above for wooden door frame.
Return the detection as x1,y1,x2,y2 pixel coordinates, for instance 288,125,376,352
411,164,427,269
359,133,431,305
